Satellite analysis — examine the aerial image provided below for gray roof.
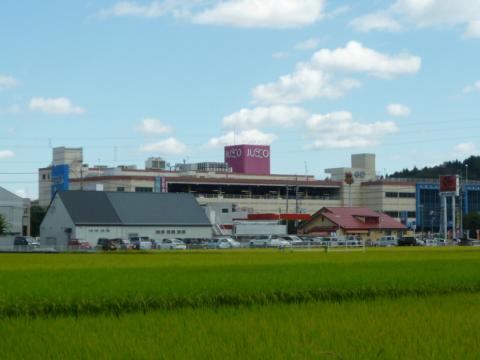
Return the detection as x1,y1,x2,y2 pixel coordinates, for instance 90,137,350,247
57,191,211,226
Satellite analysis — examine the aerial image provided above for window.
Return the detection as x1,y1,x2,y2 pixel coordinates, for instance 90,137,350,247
117,187,125,192
385,192,399,198
385,211,399,217
399,192,415,198
42,174,46,180
176,230,182,234
222,208,229,213
135,187,153,193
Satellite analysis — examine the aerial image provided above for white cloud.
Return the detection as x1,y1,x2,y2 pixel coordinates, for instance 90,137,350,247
352,0,480,37
294,38,321,51
139,137,188,155
136,118,172,135
252,41,419,104
222,106,309,129
206,129,277,148
464,20,480,38
349,12,402,32
387,103,411,117
252,67,361,104
98,1,167,18
193,0,325,28
311,41,421,79
463,81,480,93
0,74,19,90
29,97,85,115
0,150,15,159
305,111,398,149
454,142,478,157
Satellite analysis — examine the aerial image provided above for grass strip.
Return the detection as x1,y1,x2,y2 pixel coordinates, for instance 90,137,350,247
2,283,480,318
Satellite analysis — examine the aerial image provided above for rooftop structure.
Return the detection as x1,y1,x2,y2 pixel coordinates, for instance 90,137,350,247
301,207,406,240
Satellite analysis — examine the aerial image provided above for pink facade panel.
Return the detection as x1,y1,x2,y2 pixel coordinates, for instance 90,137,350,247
224,145,271,175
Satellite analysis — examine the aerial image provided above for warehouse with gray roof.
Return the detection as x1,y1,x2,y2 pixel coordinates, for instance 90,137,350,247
40,191,212,247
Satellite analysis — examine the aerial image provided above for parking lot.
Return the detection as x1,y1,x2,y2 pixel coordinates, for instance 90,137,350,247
1,234,478,253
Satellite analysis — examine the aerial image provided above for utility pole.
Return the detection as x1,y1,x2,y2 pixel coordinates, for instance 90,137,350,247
285,185,289,214
295,176,299,213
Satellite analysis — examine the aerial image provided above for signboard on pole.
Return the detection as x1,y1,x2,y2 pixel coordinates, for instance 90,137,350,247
439,175,459,196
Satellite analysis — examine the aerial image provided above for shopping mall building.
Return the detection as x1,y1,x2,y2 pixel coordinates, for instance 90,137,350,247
38,146,480,232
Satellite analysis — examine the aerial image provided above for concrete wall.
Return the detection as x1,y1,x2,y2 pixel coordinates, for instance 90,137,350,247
40,195,75,246
0,187,29,235
75,225,213,246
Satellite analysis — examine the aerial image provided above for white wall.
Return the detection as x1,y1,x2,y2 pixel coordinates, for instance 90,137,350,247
75,225,213,246
40,196,75,247
0,187,27,234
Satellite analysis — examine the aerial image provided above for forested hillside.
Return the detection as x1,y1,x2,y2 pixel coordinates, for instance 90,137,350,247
389,156,480,180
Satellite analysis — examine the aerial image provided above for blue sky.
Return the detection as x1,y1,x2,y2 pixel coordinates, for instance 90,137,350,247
0,0,479,199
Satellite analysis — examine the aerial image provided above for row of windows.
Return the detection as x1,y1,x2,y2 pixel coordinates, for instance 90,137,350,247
135,187,153,193
385,211,416,218
87,228,187,235
385,192,416,199
156,229,186,235
88,228,111,233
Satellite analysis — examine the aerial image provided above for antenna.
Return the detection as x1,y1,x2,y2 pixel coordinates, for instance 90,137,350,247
304,161,308,175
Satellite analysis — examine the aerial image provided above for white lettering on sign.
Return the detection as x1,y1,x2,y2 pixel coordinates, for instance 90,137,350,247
247,148,270,159
225,148,242,159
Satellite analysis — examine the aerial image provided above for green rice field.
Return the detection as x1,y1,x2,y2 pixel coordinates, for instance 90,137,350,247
1,248,480,359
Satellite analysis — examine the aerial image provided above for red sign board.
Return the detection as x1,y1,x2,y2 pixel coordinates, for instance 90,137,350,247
439,175,459,195
225,145,271,175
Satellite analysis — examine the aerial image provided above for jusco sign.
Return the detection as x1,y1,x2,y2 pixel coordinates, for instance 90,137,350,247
224,145,271,175
225,147,270,160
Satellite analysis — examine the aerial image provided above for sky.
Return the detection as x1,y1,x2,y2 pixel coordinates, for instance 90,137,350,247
0,0,479,199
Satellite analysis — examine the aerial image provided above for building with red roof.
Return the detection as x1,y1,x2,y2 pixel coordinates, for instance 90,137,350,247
300,207,407,241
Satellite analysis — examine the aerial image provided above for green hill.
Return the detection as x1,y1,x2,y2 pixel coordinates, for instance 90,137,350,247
389,156,480,180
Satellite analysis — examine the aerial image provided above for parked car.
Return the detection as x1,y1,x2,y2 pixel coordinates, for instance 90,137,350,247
183,238,209,249
317,236,340,247
206,237,241,249
280,235,304,246
424,239,438,247
398,236,421,246
154,238,187,250
249,235,291,248
118,238,134,250
129,236,152,250
13,236,40,251
67,239,92,251
96,238,120,251
374,236,398,247
339,235,363,246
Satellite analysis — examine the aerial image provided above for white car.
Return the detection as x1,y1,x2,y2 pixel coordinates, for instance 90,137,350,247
424,239,438,247
207,237,241,249
280,235,304,246
249,235,291,248
155,238,187,250
374,236,398,247
130,236,152,250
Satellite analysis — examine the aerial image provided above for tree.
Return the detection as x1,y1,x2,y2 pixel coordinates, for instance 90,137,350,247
0,213,9,235
463,213,480,238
